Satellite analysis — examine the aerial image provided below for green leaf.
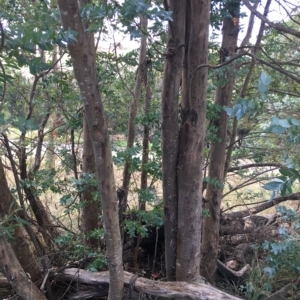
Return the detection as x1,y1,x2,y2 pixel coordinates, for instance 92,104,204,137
264,266,275,277
260,71,272,85
15,217,30,226
272,115,280,125
38,42,54,51
262,180,284,191
22,42,36,54
279,168,294,177
291,118,300,126
258,81,268,93
271,125,286,134
236,108,244,120
224,107,234,116
29,57,51,75
285,158,294,168
278,119,290,128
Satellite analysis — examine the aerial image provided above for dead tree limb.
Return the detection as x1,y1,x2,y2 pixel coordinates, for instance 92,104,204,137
265,276,300,300
53,268,242,300
224,192,300,219
0,236,47,300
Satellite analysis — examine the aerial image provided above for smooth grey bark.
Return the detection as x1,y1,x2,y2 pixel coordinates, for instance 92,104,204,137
57,1,124,299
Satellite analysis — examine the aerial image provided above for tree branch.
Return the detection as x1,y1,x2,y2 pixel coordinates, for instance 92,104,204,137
243,0,300,38
228,163,282,172
224,192,300,219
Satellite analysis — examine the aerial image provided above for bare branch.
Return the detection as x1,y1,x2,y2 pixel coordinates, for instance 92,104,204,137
225,192,300,219
243,0,300,38
228,163,282,172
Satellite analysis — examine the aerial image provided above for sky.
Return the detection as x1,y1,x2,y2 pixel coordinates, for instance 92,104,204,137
99,0,300,53
239,0,300,44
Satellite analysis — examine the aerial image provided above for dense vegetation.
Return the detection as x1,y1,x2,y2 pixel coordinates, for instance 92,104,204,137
1,0,300,299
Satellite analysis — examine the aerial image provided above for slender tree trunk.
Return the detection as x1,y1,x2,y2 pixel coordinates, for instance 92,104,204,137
224,0,267,177
82,115,99,247
0,236,47,300
57,1,124,299
161,0,186,281
133,59,152,270
17,88,60,245
0,158,41,283
120,15,147,212
45,46,65,170
139,60,152,211
201,1,240,282
176,0,210,282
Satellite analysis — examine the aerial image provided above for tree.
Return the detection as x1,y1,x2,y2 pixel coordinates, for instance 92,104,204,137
56,1,124,298
2,0,300,298
201,0,240,281
120,14,148,213
162,0,211,282
81,115,99,248
0,236,47,300
0,158,41,283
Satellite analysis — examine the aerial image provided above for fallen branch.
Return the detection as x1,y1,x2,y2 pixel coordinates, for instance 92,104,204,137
217,260,250,285
265,276,300,300
224,192,300,219
0,236,47,300
53,268,242,299
227,163,282,172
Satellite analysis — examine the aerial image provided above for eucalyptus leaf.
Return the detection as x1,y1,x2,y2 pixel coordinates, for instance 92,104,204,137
260,71,272,85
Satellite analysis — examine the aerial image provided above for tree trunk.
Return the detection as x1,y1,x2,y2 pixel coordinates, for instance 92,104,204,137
176,0,210,282
161,0,186,281
139,55,152,211
0,236,47,300
16,92,60,245
121,14,147,212
57,1,124,299
224,0,269,177
82,115,99,248
201,1,240,281
0,158,41,283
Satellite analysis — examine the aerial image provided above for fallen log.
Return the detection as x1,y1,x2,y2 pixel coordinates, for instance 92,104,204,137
264,276,300,300
53,268,242,299
68,286,109,299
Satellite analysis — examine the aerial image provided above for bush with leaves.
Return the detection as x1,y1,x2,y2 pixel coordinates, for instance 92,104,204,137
244,205,300,300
